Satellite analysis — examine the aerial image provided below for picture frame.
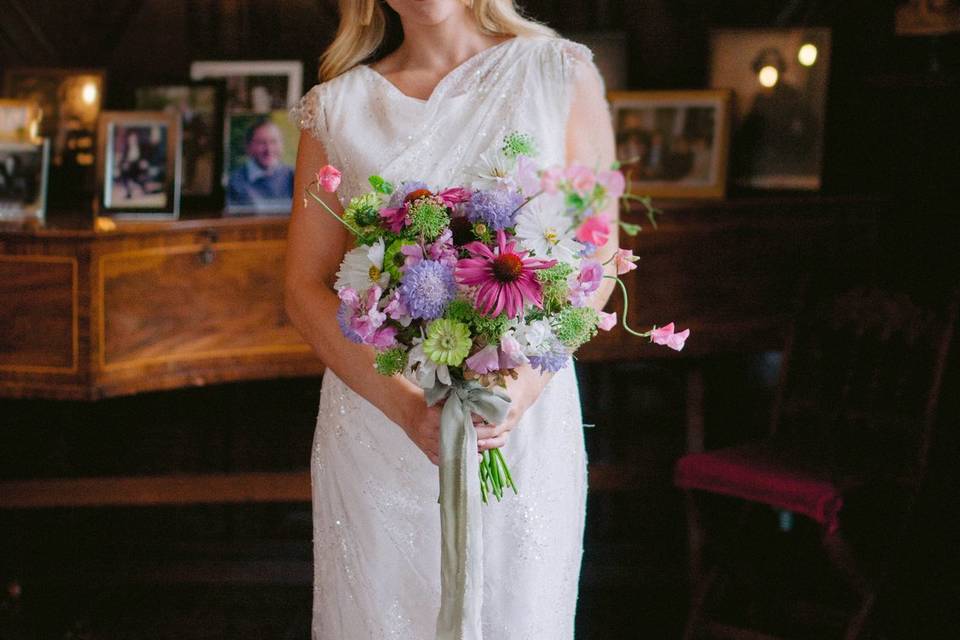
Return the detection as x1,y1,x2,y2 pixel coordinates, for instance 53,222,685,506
0,99,42,143
223,110,298,216
3,68,105,169
710,28,832,191
189,60,303,112
608,90,732,199
96,111,182,220
134,80,224,210
0,138,50,228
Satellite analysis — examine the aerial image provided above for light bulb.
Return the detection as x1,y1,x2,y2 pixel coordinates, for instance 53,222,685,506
81,82,98,105
758,65,779,88
798,43,818,67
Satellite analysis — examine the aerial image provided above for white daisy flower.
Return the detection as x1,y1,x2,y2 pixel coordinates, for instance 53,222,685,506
334,238,390,293
464,147,516,191
514,202,583,264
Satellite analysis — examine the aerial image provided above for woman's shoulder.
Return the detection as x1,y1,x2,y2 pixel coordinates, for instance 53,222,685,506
515,34,595,67
290,66,366,138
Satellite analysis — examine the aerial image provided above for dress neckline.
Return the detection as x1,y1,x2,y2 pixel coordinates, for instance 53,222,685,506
359,36,521,105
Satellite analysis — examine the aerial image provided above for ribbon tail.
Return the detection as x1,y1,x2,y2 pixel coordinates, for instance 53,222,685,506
435,390,484,640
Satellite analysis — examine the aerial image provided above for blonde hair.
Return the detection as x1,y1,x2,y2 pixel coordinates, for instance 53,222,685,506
319,0,557,82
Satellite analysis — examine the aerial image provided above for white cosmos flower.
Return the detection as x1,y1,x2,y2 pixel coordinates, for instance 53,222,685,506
334,238,389,292
514,202,583,265
514,319,556,357
404,335,451,390
465,147,516,191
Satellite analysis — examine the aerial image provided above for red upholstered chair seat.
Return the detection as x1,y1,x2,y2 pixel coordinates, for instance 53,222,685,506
674,441,851,534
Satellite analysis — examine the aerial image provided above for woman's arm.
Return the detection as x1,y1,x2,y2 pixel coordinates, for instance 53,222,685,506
475,53,619,450
284,131,442,464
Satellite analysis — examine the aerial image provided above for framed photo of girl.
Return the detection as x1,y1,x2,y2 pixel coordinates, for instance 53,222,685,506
95,111,182,220
0,138,50,228
609,90,732,199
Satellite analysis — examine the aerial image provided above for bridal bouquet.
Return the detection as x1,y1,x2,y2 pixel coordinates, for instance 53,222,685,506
305,131,689,501
305,131,688,639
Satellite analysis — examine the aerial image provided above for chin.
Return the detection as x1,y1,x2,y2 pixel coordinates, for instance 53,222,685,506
387,0,468,25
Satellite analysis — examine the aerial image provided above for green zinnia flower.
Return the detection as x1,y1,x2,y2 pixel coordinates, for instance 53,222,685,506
553,306,600,349
537,263,576,312
501,131,537,159
374,347,408,376
424,318,472,367
383,238,416,282
408,196,450,241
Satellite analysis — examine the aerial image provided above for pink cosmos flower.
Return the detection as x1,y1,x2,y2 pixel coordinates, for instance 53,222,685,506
597,311,617,331
540,166,564,194
456,230,557,318
575,214,611,247
597,169,625,200
613,248,639,275
316,165,341,192
565,164,596,195
568,260,604,307
379,206,409,233
650,322,690,351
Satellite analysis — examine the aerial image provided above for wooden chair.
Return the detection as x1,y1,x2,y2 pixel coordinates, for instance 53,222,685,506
674,277,959,640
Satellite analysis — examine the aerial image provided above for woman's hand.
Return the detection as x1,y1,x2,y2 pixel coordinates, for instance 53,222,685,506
402,400,443,466
472,367,548,453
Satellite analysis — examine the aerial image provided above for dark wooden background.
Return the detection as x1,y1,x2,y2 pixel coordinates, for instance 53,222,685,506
1,1,958,639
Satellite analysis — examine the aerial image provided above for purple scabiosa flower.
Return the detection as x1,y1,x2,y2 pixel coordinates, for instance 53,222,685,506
387,180,430,209
465,188,525,231
528,340,570,373
399,259,457,320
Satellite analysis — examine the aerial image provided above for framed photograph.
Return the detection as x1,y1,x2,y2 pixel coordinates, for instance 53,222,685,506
135,81,224,208
224,111,297,216
96,111,182,219
4,68,105,169
0,139,50,227
189,61,303,112
609,90,731,199
710,28,832,190
0,100,41,142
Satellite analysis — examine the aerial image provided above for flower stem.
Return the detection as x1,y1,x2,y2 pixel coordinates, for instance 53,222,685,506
603,275,654,338
304,184,361,235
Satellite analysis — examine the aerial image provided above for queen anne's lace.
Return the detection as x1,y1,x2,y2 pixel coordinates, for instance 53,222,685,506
298,35,602,638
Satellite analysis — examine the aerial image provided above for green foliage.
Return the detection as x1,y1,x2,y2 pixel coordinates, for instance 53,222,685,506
368,175,394,195
501,131,537,159
552,306,600,349
536,263,575,312
374,347,408,376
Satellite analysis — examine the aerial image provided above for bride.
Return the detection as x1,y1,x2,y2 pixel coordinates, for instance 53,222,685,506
285,0,619,637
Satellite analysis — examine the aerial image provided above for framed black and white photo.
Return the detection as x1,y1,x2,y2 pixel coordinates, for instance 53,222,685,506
135,82,223,208
96,111,181,220
4,68,105,169
0,100,41,143
609,90,732,199
224,111,298,216
710,28,832,190
189,61,303,112
0,139,50,227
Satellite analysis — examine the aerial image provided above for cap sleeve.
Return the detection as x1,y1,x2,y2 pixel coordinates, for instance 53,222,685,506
553,39,608,135
290,83,330,147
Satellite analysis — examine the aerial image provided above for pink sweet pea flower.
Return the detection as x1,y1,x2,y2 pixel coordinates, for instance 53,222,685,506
597,169,625,200
540,166,564,195
379,206,410,232
597,311,617,331
568,260,604,307
650,322,690,351
344,286,387,343
382,290,412,327
575,214,611,247
465,345,500,375
565,164,596,195
370,326,398,348
316,165,341,192
515,155,541,195
613,248,639,275
498,333,529,369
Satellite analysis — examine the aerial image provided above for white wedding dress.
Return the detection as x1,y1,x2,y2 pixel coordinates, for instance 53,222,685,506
292,34,603,639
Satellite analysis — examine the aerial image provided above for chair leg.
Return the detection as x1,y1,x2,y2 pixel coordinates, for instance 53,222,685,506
820,531,870,596
685,490,706,586
843,591,876,640
683,564,720,640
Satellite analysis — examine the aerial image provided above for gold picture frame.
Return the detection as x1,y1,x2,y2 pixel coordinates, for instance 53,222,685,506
608,89,732,199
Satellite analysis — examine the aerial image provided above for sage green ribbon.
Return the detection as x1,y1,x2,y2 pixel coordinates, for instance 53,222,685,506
426,380,511,640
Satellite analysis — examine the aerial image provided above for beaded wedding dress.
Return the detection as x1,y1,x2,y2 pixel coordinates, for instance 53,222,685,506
291,35,602,639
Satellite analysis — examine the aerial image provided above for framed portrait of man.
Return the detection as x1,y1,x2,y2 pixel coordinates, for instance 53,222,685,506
224,111,298,216
0,139,50,228
96,111,182,220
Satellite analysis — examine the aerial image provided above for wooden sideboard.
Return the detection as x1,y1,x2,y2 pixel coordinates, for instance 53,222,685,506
0,216,323,400
0,196,882,401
